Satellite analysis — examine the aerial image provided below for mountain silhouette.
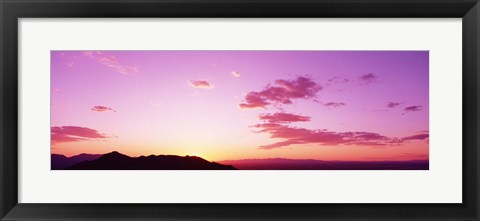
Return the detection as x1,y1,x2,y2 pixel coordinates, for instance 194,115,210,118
219,158,428,170
52,152,427,170
63,151,236,170
51,153,102,170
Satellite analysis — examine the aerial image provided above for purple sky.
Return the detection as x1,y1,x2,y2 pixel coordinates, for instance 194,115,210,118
51,51,429,161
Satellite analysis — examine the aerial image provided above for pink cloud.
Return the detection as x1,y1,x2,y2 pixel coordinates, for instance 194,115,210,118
231,71,241,77
65,62,75,68
323,102,346,108
189,80,214,89
83,51,138,75
328,76,350,83
360,73,376,80
404,105,422,112
325,76,350,86
51,126,109,144
150,101,162,107
359,73,377,84
254,122,401,149
239,76,322,109
387,102,401,108
251,112,420,149
402,133,429,141
238,92,271,109
91,106,116,112
259,113,310,123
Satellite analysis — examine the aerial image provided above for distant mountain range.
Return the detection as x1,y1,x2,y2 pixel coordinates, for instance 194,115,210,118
219,158,429,170
52,152,428,170
52,151,236,170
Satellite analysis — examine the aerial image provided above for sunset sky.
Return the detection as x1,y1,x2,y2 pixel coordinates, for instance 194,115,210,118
51,51,429,161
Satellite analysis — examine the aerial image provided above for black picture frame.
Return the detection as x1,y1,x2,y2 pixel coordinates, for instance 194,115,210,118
1,0,479,220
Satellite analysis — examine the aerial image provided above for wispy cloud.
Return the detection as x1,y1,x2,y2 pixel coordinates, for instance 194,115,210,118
189,80,214,89
323,102,346,108
387,102,401,108
402,133,429,141
150,101,162,107
65,62,75,68
251,111,428,149
238,92,271,109
404,105,422,112
258,112,310,123
231,71,241,77
254,122,401,149
91,106,116,112
51,126,109,144
239,76,322,109
325,76,350,86
359,73,377,84
83,51,138,75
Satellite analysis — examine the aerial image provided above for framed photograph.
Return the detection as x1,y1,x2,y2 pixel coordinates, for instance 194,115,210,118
1,0,479,220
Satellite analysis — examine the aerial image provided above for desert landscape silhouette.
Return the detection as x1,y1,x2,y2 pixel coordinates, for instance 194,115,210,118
52,151,428,170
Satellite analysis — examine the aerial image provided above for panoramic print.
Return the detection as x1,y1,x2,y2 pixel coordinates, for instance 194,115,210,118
51,51,429,170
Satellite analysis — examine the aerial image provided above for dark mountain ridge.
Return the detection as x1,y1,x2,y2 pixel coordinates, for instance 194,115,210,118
219,158,429,170
51,153,102,170
59,151,236,170
52,152,427,170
